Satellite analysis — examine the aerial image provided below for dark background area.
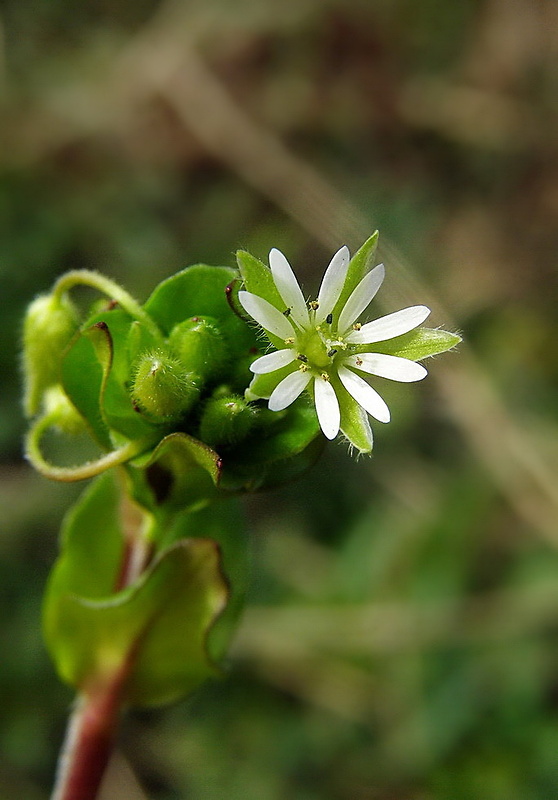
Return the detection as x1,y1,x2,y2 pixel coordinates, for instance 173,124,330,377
1,1,558,798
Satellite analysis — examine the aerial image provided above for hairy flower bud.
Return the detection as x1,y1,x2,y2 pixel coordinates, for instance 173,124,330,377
131,350,200,422
43,386,87,435
23,293,79,417
198,394,257,447
168,316,229,384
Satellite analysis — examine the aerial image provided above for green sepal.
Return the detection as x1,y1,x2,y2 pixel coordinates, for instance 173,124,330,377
235,250,285,349
43,473,229,707
131,350,200,423
198,394,258,448
362,327,462,361
330,375,374,454
331,231,379,325
236,250,283,310
246,363,296,400
168,316,230,384
219,397,322,491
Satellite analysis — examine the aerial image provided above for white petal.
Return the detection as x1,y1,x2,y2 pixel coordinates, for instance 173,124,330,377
269,248,310,329
315,245,350,323
314,376,340,440
239,291,294,340
342,353,427,382
337,263,385,333
338,366,390,423
346,305,431,345
268,369,311,411
250,349,297,374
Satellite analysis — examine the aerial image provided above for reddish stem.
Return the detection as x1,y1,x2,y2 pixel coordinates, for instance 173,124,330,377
51,663,130,800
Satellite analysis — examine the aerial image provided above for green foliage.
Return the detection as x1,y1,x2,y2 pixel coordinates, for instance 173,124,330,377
23,257,327,712
43,474,228,706
24,263,323,492
6,1,558,797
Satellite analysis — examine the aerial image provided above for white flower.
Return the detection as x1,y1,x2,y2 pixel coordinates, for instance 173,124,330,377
238,246,430,447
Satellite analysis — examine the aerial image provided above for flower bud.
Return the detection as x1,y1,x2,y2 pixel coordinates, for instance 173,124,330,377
198,394,257,447
168,316,229,384
43,386,87,435
131,350,200,422
23,293,79,417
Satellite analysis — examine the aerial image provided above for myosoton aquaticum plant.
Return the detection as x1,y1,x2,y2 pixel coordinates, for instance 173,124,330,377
22,232,459,800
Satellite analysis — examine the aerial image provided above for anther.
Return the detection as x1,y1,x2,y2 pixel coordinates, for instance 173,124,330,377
352,322,362,331
308,300,319,310
327,348,337,358
283,308,291,317
321,372,330,381
326,313,333,324
297,353,308,363
355,357,363,366
284,337,295,345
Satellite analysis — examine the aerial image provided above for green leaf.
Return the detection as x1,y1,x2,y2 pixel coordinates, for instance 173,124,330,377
45,539,228,707
144,265,238,336
135,431,222,512
48,472,126,598
127,539,228,706
331,231,379,324
162,498,249,662
364,327,462,361
43,473,229,706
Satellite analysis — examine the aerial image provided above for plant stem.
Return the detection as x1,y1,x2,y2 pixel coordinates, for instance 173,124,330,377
51,487,152,800
53,269,163,342
51,664,131,800
25,413,157,482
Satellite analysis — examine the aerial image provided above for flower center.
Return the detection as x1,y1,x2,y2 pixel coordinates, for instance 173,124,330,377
297,328,336,371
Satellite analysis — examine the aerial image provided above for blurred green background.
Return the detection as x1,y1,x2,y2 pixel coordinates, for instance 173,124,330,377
2,0,558,798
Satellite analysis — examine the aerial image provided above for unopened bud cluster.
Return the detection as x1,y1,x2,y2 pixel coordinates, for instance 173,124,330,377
131,314,258,448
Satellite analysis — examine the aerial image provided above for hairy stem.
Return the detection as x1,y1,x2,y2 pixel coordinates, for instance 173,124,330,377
52,270,163,343
25,413,157,482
